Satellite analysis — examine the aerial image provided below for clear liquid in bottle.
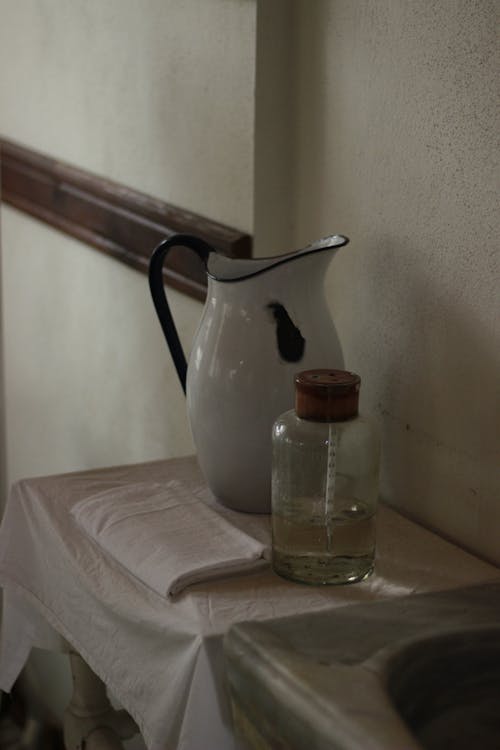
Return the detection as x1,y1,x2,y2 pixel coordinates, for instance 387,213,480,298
272,497,375,584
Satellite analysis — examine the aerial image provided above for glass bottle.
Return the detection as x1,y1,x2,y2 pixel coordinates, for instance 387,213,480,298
271,369,380,585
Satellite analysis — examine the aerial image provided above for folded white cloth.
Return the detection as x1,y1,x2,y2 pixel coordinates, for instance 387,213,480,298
71,480,270,597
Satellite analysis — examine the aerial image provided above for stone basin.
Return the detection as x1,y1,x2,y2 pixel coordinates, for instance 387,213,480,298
382,626,500,750
224,582,500,750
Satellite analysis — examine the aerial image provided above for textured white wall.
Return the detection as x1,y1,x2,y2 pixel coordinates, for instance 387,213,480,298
0,0,256,495
1,209,202,480
0,0,255,231
288,0,499,563
253,0,295,257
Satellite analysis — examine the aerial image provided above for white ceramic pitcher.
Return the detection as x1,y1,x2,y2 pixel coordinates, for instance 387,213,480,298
149,233,349,513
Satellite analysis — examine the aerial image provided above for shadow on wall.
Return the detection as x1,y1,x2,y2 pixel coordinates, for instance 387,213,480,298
288,0,498,565
371,240,498,562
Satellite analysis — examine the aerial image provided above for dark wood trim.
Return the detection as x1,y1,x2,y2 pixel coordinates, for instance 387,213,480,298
0,138,252,301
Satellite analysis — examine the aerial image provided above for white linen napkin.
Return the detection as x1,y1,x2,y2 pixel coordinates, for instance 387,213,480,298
71,480,270,597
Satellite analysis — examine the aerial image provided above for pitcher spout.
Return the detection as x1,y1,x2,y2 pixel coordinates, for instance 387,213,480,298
207,233,349,282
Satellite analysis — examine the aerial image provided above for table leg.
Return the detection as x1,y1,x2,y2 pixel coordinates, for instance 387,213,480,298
63,651,139,750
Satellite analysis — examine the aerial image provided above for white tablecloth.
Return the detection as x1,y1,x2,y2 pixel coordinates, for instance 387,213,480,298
0,455,498,750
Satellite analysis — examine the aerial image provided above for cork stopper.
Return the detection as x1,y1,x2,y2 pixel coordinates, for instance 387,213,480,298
295,369,361,421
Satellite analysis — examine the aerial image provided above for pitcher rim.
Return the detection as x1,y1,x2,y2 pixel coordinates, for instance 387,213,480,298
207,233,349,283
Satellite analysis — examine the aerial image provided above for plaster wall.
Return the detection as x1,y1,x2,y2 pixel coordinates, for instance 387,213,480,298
0,0,255,231
289,0,499,563
253,0,295,256
0,0,256,497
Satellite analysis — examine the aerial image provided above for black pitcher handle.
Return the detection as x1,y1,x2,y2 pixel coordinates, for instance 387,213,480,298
148,234,214,394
